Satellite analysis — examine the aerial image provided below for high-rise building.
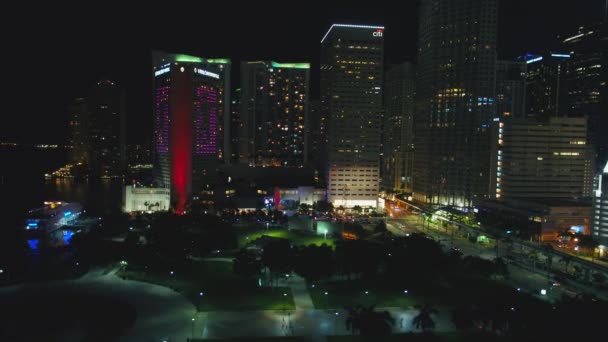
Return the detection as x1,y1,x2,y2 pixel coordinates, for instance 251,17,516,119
126,144,152,166
592,161,608,245
383,62,415,193
88,79,126,178
497,117,593,200
496,60,526,119
307,100,323,170
522,53,571,119
413,0,498,208
321,24,385,209
240,61,310,167
561,22,608,164
230,88,242,164
67,97,89,165
152,51,225,213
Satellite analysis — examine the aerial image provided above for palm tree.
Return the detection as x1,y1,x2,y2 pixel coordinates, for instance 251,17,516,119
345,304,394,336
352,205,363,214
412,304,439,333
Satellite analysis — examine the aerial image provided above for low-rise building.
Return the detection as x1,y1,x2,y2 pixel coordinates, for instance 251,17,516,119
475,198,591,242
123,186,170,213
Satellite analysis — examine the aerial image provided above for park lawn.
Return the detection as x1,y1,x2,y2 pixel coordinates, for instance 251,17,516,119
237,228,336,249
309,281,422,310
119,260,295,311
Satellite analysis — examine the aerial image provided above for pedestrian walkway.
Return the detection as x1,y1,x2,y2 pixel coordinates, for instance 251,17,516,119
288,275,315,310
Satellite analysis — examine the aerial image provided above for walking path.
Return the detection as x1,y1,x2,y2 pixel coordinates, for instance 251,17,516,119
0,268,197,342
205,257,315,310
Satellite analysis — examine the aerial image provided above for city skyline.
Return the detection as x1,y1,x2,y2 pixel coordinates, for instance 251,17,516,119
3,0,606,144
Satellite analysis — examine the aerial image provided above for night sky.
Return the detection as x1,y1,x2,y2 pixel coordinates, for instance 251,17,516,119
3,0,605,145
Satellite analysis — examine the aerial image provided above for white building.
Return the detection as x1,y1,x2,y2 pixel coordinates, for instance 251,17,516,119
592,162,608,245
123,186,170,213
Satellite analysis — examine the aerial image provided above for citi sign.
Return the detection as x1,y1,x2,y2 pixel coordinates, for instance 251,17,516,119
373,29,384,38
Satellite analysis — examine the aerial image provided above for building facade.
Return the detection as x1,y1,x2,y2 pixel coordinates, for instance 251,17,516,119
230,88,242,164
413,0,498,208
123,185,170,213
561,22,608,165
67,97,89,165
497,117,593,200
383,62,415,193
522,53,571,120
321,24,385,209
496,60,526,119
240,61,310,167
592,162,608,245
88,79,126,177
152,51,225,213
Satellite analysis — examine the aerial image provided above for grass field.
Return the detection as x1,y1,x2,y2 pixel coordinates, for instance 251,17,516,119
119,259,295,311
309,281,420,310
237,228,336,249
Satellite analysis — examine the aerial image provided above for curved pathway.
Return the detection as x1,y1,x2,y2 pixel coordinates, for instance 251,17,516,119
0,268,197,342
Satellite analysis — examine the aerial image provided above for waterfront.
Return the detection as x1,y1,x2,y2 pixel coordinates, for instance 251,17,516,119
0,147,124,228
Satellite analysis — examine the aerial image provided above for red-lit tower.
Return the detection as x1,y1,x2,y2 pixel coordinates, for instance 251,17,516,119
152,51,229,214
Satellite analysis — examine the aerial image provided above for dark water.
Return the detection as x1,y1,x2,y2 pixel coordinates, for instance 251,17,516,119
0,147,123,228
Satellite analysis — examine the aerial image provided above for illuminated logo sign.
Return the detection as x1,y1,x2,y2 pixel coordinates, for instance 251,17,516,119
194,68,220,79
373,29,384,37
155,67,170,77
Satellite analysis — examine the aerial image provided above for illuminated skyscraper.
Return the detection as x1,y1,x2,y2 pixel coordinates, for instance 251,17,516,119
152,51,226,213
67,97,89,165
321,24,385,209
88,79,126,177
240,61,310,167
383,62,415,193
561,22,608,164
230,88,242,164
522,53,571,120
413,0,498,208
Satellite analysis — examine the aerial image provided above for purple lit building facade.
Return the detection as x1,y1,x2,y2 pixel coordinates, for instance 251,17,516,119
152,51,226,212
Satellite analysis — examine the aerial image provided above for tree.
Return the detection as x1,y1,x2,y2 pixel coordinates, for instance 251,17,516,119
451,305,476,331
493,257,510,279
293,244,334,283
412,304,439,333
352,205,363,214
577,235,599,258
298,203,311,213
560,255,573,273
345,304,394,336
233,248,262,278
374,221,387,233
592,272,606,286
314,200,334,214
262,238,293,287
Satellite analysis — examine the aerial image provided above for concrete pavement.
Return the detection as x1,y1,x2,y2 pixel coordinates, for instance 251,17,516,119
0,268,197,342
200,306,454,339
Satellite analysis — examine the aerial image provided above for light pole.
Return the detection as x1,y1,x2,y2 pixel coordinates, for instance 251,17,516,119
191,317,195,339
324,229,328,240
334,311,339,334
266,222,269,231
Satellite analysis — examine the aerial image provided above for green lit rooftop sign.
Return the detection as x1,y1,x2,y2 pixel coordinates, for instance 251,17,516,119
207,58,231,64
175,54,203,63
271,62,310,69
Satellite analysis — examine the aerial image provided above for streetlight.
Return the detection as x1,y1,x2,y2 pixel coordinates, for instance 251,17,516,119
335,312,339,334
324,229,328,240
266,222,269,231
191,317,195,339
